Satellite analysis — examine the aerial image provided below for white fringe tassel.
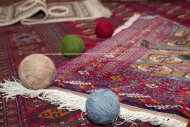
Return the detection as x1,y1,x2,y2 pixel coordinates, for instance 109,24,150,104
120,108,186,127
0,81,187,127
113,14,141,36
0,80,87,112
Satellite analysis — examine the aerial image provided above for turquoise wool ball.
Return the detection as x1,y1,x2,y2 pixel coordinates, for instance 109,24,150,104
60,34,85,58
85,89,120,125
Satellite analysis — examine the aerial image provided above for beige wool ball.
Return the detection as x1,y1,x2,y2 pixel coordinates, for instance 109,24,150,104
18,54,56,90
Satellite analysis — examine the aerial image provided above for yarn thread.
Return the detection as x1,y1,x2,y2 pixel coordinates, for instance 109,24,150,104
85,89,120,125
18,54,56,90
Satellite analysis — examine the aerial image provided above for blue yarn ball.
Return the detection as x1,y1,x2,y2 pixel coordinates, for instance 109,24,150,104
85,89,120,125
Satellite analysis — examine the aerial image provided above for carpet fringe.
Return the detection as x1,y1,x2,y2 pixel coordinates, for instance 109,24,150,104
0,80,187,127
113,14,141,36
120,108,186,127
0,80,87,111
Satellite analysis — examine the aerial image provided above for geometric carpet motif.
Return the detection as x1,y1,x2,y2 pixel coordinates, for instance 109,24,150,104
0,0,190,126
54,16,190,120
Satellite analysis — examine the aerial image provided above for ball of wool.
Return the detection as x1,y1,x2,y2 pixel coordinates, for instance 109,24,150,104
18,54,56,90
85,89,120,125
187,120,190,127
95,19,115,39
61,34,85,58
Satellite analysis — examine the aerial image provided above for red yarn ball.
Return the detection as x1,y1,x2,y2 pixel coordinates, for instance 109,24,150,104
95,19,115,39
187,120,190,127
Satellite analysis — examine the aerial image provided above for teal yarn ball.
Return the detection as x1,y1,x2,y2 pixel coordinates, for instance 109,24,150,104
85,89,120,125
60,34,85,58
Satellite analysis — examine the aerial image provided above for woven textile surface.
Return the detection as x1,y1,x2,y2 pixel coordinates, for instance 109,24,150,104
0,0,190,127
54,15,190,119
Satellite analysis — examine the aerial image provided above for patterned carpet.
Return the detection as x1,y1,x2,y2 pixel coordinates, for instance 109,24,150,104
55,15,190,119
0,0,190,126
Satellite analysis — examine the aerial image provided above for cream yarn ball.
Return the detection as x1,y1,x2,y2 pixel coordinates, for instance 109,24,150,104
18,54,56,90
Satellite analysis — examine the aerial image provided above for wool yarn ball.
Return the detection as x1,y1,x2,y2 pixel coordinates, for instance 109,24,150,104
61,34,85,58
18,54,56,90
95,19,115,39
85,89,120,125
187,120,190,127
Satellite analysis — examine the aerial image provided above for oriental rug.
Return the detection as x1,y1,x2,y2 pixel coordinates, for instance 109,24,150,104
53,15,190,126
0,0,190,127
0,17,157,127
0,0,111,26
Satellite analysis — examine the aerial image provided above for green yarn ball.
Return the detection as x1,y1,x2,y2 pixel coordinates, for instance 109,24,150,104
61,34,85,58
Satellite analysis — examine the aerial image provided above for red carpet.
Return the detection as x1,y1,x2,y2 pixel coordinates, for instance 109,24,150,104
55,14,190,124
0,0,189,126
